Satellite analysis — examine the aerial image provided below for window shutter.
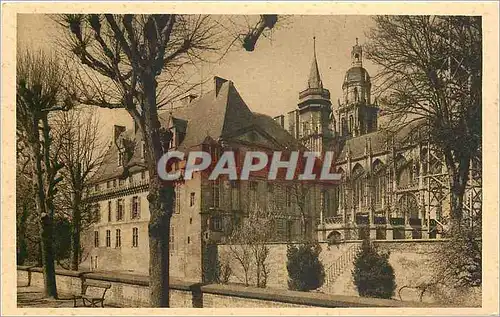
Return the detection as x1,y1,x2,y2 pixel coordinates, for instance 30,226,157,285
130,197,134,219
116,200,119,219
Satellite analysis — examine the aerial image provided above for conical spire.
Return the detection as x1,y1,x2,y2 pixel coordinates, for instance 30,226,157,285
308,36,323,89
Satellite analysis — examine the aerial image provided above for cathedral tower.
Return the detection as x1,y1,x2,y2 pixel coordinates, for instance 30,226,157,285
294,37,333,153
337,38,378,138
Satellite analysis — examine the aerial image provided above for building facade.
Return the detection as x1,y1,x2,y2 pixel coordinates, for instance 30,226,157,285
274,38,482,243
83,77,334,281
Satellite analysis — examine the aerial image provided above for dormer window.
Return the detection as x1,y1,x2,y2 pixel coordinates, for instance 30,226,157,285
169,128,176,149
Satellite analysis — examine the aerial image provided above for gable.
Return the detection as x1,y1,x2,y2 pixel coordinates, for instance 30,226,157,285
231,127,282,150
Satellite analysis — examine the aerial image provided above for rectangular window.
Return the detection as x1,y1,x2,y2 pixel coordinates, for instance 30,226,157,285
116,199,124,220
92,256,98,270
106,230,111,247
212,180,220,208
276,219,286,238
169,226,175,254
128,175,133,185
249,181,258,209
132,227,139,247
190,192,195,207
131,196,140,219
107,201,112,222
94,184,99,192
212,216,223,232
285,187,292,207
94,231,99,247
141,171,146,180
107,181,111,189
230,181,240,210
115,229,121,247
119,178,125,187
113,179,117,188
94,203,101,223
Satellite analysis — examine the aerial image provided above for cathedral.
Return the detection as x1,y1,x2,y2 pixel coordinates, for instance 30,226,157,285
274,38,482,242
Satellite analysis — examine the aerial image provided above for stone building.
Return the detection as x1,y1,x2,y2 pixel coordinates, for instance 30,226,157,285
83,77,333,281
274,38,482,243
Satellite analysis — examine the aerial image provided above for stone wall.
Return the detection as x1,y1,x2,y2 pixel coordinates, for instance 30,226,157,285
217,240,481,306
17,266,432,308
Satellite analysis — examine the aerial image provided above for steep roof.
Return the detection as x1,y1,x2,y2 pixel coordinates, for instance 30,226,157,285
308,41,323,89
344,66,371,83
335,119,426,162
91,77,299,183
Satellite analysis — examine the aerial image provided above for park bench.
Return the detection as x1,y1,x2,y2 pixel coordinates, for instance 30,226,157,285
73,280,112,307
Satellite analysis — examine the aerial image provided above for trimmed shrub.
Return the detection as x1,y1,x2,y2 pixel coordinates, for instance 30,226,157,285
352,239,396,299
287,243,325,291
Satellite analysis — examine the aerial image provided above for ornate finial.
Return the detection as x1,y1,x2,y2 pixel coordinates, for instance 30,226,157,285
356,37,358,45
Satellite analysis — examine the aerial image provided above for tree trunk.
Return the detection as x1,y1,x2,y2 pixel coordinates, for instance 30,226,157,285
142,75,174,307
32,114,57,298
71,201,81,271
444,151,470,232
148,184,173,307
17,204,29,265
40,209,58,298
37,241,43,267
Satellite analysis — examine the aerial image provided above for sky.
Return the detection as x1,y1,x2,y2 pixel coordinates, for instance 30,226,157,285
17,14,378,137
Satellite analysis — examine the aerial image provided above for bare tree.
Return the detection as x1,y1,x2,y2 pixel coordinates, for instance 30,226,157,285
227,205,280,287
16,49,73,298
56,14,277,306
366,16,481,231
16,165,36,265
52,109,105,270
289,182,314,240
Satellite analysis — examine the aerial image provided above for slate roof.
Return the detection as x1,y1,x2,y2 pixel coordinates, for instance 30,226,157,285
91,77,301,183
343,66,371,84
308,47,323,89
335,119,426,162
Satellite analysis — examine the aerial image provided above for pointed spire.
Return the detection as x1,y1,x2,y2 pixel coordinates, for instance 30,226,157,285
308,36,323,89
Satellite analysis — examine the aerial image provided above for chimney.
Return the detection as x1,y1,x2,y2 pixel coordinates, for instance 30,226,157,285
214,76,229,96
273,115,285,128
180,94,198,106
113,125,126,142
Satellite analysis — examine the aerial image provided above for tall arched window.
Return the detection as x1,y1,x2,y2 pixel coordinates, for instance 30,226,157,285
372,160,386,209
349,115,354,134
352,164,365,211
398,193,418,219
341,118,348,135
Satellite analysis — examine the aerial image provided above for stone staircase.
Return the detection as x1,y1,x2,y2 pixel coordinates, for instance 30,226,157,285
321,243,361,295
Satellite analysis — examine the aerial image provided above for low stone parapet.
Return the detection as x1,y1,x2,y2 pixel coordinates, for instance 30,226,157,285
17,266,435,308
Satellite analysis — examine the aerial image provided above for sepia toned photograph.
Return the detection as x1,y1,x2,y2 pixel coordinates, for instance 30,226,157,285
1,2,499,315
